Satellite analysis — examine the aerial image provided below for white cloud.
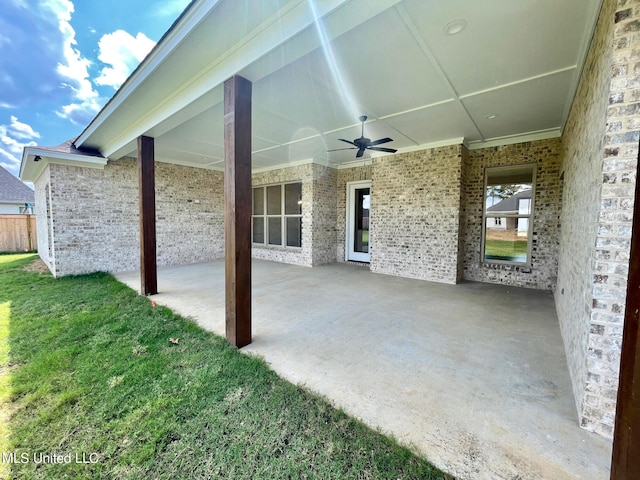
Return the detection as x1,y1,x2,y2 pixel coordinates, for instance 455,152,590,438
95,30,156,90
45,3,155,122
0,2,60,109
7,116,40,140
43,0,102,124
0,116,40,175
55,100,100,126
1,0,178,133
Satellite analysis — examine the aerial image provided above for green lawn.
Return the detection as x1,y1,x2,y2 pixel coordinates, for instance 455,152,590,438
484,239,528,262
0,254,450,479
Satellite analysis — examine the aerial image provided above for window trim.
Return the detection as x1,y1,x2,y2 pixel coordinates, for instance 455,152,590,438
252,181,302,249
481,164,536,266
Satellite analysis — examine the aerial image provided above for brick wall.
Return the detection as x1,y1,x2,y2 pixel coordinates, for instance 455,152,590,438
462,139,562,290
370,146,463,284
592,0,640,436
44,159,337,275
311,163,338,266
155,161,224,266
46,158,224,276
557,0,613,434
457,146,470,282
48,160,138,276
556,0,638,438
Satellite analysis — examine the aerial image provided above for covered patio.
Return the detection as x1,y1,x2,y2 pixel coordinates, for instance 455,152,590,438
116,260,611,480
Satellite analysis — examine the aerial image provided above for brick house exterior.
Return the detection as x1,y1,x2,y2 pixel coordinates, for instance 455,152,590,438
19,0,639,443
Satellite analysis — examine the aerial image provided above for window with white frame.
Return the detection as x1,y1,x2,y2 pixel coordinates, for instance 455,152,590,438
483,164,535,264
252,182,302,248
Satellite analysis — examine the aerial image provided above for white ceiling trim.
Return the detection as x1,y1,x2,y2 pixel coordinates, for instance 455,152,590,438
154,155,223,171
251,157,316,174
253,133,322,154
157,154,325,174
371,137,466,157
458,66,578,100
378,99,457,121
466,128,562,150
336,158,374,170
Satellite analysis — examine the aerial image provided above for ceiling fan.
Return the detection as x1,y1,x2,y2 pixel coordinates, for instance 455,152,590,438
328,116,397,158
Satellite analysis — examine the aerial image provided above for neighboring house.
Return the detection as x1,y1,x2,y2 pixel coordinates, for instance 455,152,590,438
18,0,638,449
486,188,532,234
0,165,34,214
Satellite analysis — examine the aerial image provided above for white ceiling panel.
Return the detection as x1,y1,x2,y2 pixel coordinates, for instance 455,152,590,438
252,50,356,133
462,69,575,140
257,135,329,164
382,101,481,146
402,0,600,96
252,105,311,147
326,6,454,117
94,0,602,171
159,106,223,143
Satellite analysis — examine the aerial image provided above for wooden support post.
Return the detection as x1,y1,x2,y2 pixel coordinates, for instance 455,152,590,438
224,75,252,348
138,135,157,296
611,146,640,479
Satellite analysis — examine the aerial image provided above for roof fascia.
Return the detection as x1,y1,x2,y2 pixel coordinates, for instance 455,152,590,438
20,147,107,183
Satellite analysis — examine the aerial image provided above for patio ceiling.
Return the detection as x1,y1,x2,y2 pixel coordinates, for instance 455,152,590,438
76,0,603,171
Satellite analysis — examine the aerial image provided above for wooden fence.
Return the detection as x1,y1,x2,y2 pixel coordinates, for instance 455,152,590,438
0,214,38,252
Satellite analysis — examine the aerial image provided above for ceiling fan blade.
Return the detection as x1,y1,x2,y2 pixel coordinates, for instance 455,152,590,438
369,137,393,146
368,147,398,153
338,138,357,146
356,148,365,158
327,147,357,152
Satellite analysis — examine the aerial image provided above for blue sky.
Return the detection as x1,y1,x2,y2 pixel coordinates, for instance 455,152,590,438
0,0,192,177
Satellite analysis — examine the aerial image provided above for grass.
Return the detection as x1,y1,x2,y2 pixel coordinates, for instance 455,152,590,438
484,239,527,262
0,254,450,479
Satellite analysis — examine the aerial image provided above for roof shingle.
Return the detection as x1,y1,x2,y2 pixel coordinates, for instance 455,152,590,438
0,165,34,204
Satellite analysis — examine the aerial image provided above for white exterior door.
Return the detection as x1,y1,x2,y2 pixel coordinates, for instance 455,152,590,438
346,181,371,262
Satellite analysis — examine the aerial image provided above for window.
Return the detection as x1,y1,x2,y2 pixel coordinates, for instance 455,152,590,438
252,182,302,248
483,164,535,264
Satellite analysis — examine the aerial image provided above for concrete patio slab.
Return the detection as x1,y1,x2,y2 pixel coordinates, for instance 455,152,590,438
115,260,612,480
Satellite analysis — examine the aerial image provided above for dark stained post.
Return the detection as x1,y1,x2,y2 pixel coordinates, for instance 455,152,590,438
611,147,640,479
224,75,252,348
138,135,157,296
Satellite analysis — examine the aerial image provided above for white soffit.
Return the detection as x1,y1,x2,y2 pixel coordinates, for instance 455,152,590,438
74,0,603,171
